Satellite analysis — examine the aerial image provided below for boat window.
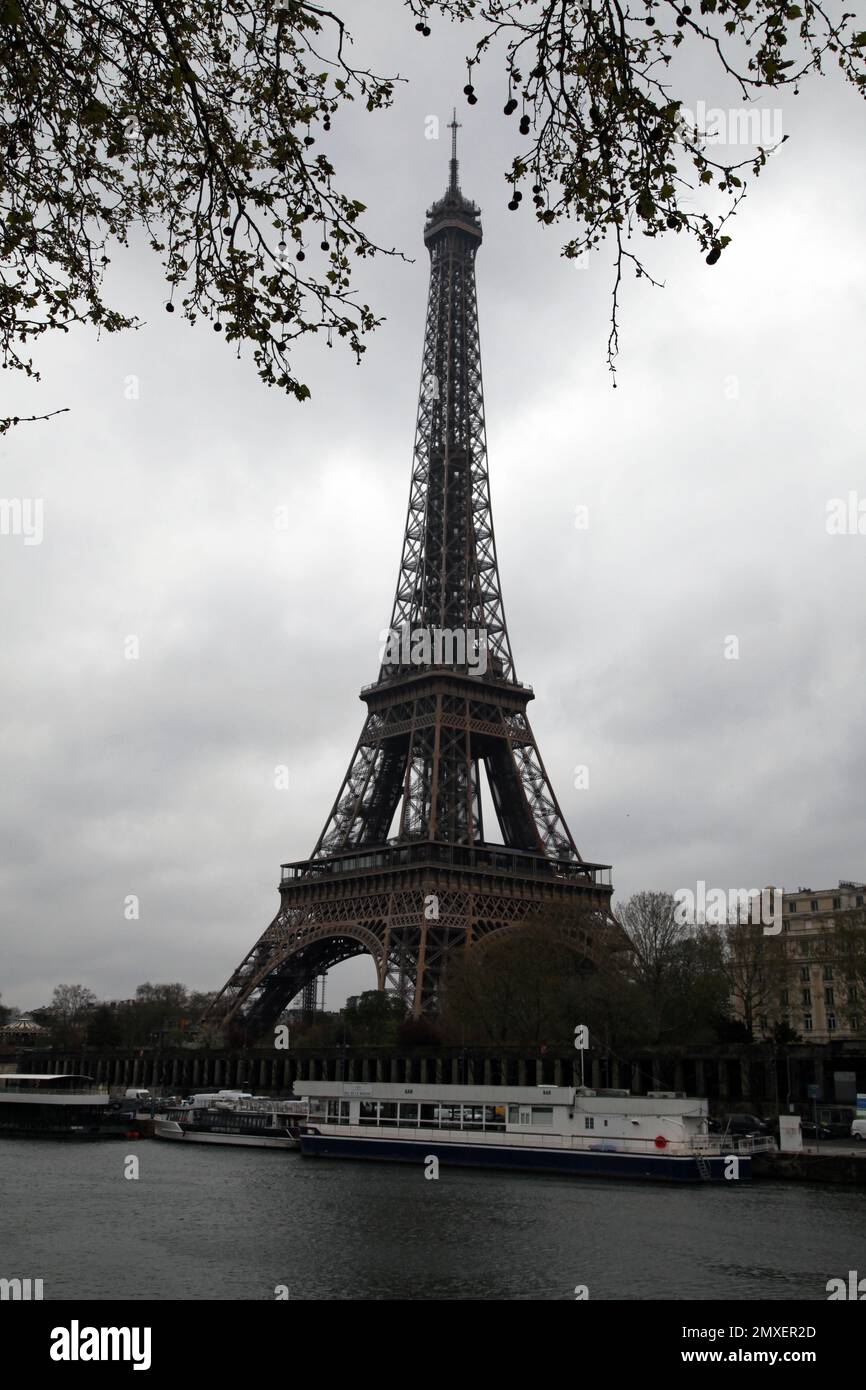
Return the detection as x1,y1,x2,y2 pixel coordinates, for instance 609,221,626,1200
398,1103,419,1127
531,1107,554,1126
420,1104,439,1127
439,1104,462,1128
508,1105,531,1126
309,1099,327,1118
379,1102,398,1127
462,1105,484,1131
484,1105,506,1130
359,1101,378,1126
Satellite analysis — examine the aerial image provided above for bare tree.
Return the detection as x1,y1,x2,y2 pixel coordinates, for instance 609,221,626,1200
723,919,787,1039
48,983,97,1046
617,890,728,1043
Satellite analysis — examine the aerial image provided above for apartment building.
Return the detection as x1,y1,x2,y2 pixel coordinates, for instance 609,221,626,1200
756,880,866,1042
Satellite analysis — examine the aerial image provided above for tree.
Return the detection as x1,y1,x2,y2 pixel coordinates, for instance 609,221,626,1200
0,993,13,1027
112,981,201,1046
830,908,866,1030
617,890,729,1044
723,919,788,1039
1,0,399,432
342,989,405,1045
86,1003,122,1048
440,913,634,1048
48,983,98,1047
3,2,864,432
423,0,866,373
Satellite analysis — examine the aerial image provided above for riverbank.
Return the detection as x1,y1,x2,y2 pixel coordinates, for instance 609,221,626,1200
755,1143,866,1185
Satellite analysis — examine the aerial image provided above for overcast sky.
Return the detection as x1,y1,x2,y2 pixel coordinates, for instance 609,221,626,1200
2,4,865,1013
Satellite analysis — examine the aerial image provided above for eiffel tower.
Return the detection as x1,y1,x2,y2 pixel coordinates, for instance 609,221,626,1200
206,119,613,1040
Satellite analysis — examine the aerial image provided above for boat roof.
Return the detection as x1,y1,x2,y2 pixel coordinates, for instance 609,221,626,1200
293,1081,706,1113
295,1082,576,1105
0,1073,95,1083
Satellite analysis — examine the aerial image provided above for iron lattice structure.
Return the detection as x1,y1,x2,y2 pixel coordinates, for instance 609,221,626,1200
205,125,613,1039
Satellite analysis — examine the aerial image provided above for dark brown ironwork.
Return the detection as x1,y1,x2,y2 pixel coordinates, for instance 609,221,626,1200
205,124,613,1038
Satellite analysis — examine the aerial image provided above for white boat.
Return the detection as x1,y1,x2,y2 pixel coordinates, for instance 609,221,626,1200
293,1081,775,1183
154,1091,306,1149
0,1073,135,1140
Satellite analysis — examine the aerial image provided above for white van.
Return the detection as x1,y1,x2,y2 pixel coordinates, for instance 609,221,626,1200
124,1088,151,1103
851,1118,866,1141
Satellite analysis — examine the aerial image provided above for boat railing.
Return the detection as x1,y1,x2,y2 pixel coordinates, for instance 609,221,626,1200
692,1133,776,1156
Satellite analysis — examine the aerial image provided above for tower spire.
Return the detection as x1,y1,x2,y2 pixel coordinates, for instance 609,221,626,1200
448,107,461,197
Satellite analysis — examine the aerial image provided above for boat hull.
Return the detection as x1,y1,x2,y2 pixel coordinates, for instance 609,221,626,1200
154,1119,298,1150
299,1132,750,1183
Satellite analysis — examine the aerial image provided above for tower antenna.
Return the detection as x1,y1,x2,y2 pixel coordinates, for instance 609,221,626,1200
448,107,461,196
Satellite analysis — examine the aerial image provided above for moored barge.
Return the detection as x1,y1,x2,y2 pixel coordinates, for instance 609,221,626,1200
294,1081,774,1183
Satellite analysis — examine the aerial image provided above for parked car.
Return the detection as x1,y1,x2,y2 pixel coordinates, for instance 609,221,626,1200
799,1118,833,1141
851,1119,866,1142
723,1114,771,1137
817,1107,855,1138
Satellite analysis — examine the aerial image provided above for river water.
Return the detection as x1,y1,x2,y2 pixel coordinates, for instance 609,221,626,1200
1,1141,862,1301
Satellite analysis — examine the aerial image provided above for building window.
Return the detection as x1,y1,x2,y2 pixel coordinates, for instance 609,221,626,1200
800,941,810,956
827,1014,837,1031
811,899,819,911
790,901,799,912
780,990,789,1007
833,897,841,909
584,1116,595,1130
825,987,835,1007
782,919,790,932
803,1015,813,1031
800,966,810,981
801,989,811,1006
759,1015,768,1032
824,966,834,982
857,895,864,907
852,1016,861,1031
